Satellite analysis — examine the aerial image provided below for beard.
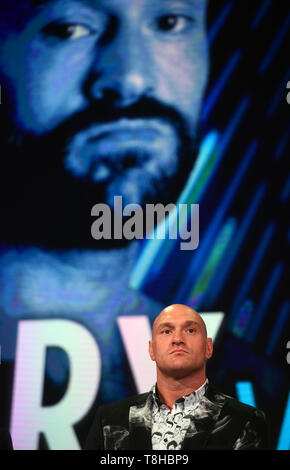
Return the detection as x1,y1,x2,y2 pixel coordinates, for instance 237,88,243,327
0,96,200,250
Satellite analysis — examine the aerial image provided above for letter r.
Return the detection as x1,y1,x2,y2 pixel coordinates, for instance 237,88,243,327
10,320,101,449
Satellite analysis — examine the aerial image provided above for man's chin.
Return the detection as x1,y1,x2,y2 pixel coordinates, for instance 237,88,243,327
164,363,201,379
0,118,199,250
103,175,168,209
0,178,187,251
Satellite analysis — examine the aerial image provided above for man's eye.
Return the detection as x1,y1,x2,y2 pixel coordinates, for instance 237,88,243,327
42,23,93,40
162,329,171,335
187,328,196,333
156,15,193,34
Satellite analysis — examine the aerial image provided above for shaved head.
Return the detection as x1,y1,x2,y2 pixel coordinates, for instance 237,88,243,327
152,304,208,338
149,303,213,384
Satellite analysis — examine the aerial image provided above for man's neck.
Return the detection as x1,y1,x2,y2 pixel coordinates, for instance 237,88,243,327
156,372,207,409
0,242,140,315
0,240,139,277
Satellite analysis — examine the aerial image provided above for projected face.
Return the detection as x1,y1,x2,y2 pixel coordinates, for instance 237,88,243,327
0,0,208,245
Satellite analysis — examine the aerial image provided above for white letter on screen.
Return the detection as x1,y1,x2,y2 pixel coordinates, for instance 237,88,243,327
10,319,101,450
117,316,156,394
199,312,225,342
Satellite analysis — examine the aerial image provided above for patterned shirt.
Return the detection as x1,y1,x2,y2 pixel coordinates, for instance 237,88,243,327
151,379,208,450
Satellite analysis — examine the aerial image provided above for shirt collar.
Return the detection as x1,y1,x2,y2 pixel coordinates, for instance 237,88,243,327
151,378,208,408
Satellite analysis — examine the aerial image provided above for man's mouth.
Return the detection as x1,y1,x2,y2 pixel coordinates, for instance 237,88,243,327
87,118,164,144
65,117,179,181
170,349,188,355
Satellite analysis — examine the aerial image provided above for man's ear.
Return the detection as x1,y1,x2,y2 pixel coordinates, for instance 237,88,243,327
205,338,213,360
149,340,155,361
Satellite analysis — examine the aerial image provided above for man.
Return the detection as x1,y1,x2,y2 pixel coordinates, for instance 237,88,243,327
0,0,207,245
0,0,209,406
85,304,268,450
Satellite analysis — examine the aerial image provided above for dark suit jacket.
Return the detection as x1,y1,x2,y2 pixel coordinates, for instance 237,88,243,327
0,429,13,450
85,383,268,450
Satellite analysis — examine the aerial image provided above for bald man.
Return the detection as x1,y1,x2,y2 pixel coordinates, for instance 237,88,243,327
85,304,268,450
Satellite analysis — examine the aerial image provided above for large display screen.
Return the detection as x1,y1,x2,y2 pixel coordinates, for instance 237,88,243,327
0,0,289,450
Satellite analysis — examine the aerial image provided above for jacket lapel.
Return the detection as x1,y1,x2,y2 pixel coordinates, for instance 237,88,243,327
125,394,153,450
117,384,227,450
182,384,227,450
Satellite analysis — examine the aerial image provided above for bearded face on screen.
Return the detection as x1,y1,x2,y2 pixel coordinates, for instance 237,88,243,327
0,0,209,248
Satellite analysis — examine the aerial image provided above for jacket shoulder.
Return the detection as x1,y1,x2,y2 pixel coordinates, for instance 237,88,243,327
84,392,150,449
99,392,149,415
205,386,269,449
224,394,266,420
208,384,266,422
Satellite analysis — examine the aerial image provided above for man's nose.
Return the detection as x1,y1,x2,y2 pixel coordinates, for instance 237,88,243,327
86,24,155,106
172,331,185,345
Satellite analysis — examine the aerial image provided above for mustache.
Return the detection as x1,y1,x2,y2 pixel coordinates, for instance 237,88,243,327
0,94,201,197
0,94,201,203
1,94,200,164
39,95,195,150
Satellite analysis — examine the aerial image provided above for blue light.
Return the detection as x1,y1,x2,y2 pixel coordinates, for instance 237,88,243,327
236,381,256,407
229,222,275,330
251,0,272,30
259,12,290,74
129,130,219,290
266,301,290,355
246,262,284,342
208,2,233,44
274,124,290,160
218,96,250,157
202,50,242,122
175,135,257,304
277,392,290,450
204,183,267,307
